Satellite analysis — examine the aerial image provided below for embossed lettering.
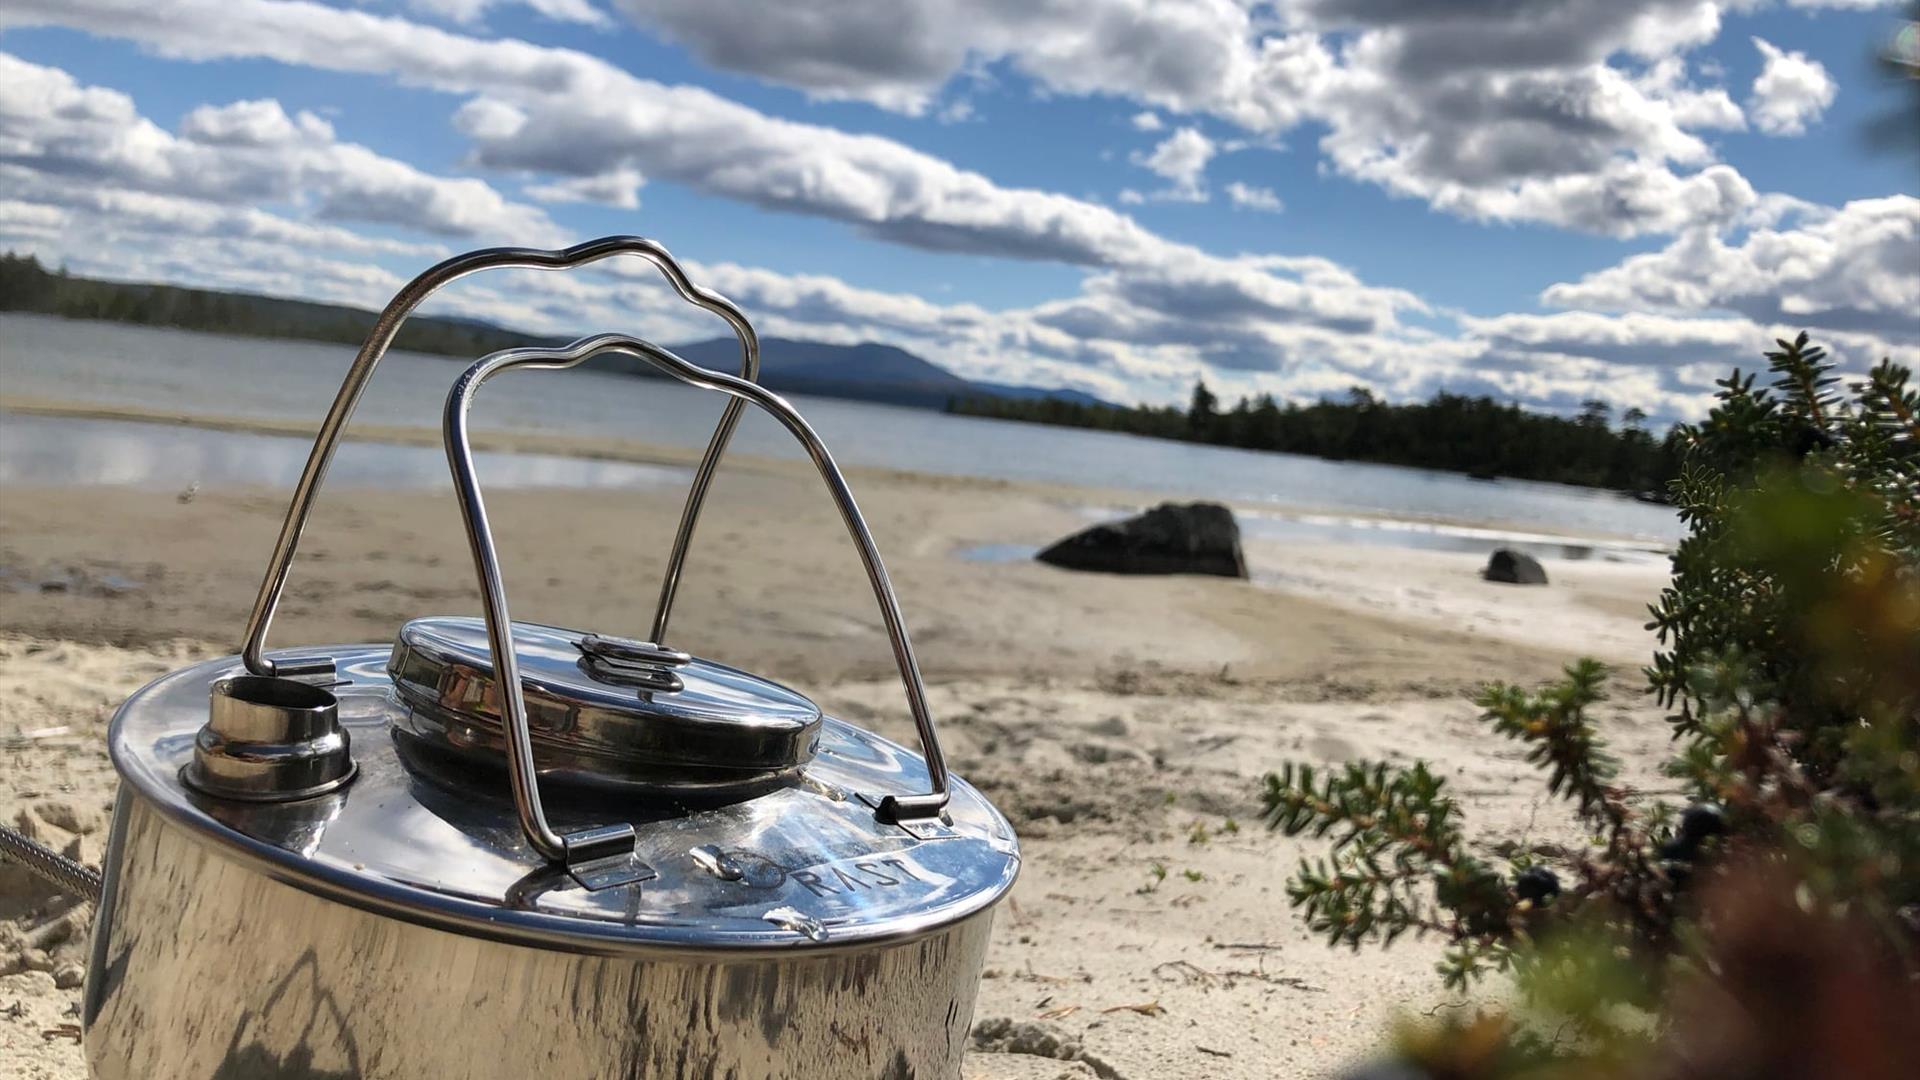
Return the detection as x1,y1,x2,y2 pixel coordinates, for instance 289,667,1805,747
832,867,871,891
791,870,835,897
852,861,899,886
881,858,923,882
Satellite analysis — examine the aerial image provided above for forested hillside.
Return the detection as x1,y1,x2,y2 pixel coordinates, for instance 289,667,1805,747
952,382,1681,493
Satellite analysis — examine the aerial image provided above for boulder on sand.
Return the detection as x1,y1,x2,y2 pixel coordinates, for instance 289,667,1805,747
1036,501,1248,578
1483,547,1548,585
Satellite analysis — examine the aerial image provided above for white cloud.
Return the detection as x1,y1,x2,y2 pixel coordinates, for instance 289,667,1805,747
181,98,335,145
0,3,1437,349
1130,110,1163,131
407,0,610,29
452,98,529,141
1305,7,1770,236
609,0,1324,130
5,0,1796,241
0,199,70,240
524,166,645,208
1464,309,1916,387
1634,56,1746,131
0,169,446,258
1748,37,1836,136
0,52,561,243
1542,196,1920,340
1225,181,1282,212
590,0,1790,237
1131,126,1215,201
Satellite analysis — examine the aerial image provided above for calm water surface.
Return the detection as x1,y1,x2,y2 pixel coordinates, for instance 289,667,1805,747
0,315,1682,543
0,413,689,492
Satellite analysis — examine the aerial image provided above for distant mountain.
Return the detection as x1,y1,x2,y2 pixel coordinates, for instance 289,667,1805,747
968,381,1111,408
663,336,1116,411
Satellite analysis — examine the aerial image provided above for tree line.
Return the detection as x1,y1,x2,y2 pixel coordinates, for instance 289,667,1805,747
0,252,546,358
950,380,1682,493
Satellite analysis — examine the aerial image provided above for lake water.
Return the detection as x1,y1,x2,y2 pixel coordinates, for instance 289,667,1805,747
0,314,1682,544
0,412,691,492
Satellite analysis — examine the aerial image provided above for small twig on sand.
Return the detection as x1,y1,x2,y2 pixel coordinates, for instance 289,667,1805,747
1152,960,1214,986
1222,970,1325,992
1020,961,1092,985
1100,1000,1165,1017
1153,958,1325,993
1210,941,1283,951
1197,1046,1233,1058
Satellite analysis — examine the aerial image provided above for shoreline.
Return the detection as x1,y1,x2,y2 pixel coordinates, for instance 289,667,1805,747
0,396,1677,549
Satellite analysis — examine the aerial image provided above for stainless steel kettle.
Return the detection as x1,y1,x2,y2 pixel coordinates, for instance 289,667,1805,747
5,238,1019,1079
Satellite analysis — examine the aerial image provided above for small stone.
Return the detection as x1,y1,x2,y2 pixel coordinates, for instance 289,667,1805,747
53,962,85,989
1483,548,1548,585
1037,501,1248,578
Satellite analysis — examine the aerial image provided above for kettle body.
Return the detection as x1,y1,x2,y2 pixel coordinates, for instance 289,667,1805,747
84,649,1008,1080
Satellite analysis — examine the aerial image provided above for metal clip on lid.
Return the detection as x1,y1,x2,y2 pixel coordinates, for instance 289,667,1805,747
576,632,692,692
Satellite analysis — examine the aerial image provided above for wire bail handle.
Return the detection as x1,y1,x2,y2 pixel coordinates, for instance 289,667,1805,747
238,237,755,680
443,333,954,871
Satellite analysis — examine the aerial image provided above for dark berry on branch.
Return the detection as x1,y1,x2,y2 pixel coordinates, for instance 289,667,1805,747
1679,802,1726,845
1514,866,1561,903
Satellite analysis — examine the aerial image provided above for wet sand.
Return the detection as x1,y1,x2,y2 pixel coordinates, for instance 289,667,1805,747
0,424,1673,1078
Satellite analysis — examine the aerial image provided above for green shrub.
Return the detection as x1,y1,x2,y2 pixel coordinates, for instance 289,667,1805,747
1262,334,1919,1075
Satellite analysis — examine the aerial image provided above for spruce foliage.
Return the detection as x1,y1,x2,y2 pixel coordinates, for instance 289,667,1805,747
1262,333,1920,1074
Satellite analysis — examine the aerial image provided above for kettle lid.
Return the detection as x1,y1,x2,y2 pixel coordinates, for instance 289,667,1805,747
109,643,1019,951
388,617,821,798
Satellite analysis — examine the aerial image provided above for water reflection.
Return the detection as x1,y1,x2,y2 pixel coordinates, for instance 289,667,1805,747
1230,508,1669,561
961,505,1670,565
0,413,690,492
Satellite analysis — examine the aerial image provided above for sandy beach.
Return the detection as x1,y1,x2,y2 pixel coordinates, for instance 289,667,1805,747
0,417,1675,1079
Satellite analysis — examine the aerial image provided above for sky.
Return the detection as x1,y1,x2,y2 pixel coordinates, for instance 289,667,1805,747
1,1,1915,422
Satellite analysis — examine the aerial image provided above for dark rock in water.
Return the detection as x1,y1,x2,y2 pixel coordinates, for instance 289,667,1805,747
1483,547,1548,585
1036,501,1247,578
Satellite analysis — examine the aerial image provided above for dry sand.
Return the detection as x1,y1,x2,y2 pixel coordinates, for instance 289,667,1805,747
0,425,1675,1079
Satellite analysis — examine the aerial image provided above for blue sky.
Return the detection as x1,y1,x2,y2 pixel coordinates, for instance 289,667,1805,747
1,1,1914,420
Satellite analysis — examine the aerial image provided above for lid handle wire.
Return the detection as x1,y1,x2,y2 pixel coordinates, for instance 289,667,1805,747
445,334,953,865
238,237,756,680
